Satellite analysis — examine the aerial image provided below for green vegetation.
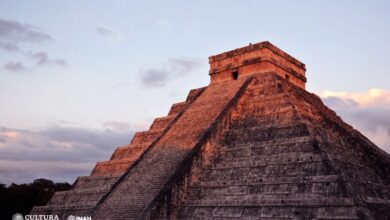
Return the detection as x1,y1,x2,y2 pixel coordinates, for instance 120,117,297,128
0,179,71,219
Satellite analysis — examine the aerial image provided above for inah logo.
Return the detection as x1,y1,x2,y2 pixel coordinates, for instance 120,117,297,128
12,213,24,220
67,216,91,220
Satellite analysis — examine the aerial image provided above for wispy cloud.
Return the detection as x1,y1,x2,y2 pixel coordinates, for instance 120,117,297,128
102,121,132,131
322,88,390,108
0,18,52,54
139,57,204,87
0,18,68,72
168,58,204,76
3,61,26,73
0,18,53,45
29,51,67,67
95,26,118,39
321,88,390,153
0,41,20,52
140,68,169,87
0,124,135,185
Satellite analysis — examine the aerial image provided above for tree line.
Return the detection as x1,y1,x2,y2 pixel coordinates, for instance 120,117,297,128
0,179,71,219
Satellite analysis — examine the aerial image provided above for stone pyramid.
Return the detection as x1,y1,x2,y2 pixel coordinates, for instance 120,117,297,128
32,42,390,220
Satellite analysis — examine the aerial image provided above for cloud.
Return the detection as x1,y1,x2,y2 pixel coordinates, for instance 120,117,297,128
3,61,26,72
29,51,67,67
168,58,204,75
0,18,68,71
321,96,358,109
102,121,132,131
0,124,135,185
139,58,204,87
0,18,53,44
0,18,51,55
95,26,118,39
0,159,93,186
140,68,169,87
321,88,390,153
0,41,20,52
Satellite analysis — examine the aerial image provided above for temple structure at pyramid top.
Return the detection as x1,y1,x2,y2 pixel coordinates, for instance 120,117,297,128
209,41,307,89
32,41,390,220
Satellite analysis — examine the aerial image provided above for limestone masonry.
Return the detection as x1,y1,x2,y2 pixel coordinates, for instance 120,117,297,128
32,41,390,219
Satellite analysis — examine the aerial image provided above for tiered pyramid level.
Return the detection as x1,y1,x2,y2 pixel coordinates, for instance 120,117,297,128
32,42,390,220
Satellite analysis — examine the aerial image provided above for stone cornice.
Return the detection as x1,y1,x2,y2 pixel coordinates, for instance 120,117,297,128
209,57,307,83
209,41,306,71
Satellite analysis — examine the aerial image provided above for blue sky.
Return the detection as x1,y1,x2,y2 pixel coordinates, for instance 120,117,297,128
0,0,389,184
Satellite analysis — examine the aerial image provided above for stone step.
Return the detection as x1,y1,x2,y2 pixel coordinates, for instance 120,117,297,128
239,101,296,116
73,174,120,190
239,84,283,97
109,145,132,160
219,135,314,150
230,135,314,147
191,175,346,197
149,114,177,130
110,142,150,160
48,188,109,206
330,158,384,183
202,161,335,182
228,113,302,130
177,206,362,219
223,123,310,144
234,95,304,112
196,174,341,187
130,128,164,145
217,142,319,160
168,101,188,115
188,182,347,199
164,87,204,117
356,184,390,200
185,196,357,207
185,87,206,102
91,158,135,176
213,152,325,169
239,92,290,105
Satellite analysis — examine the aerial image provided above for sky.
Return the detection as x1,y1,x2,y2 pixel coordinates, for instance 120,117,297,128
0,0,389,185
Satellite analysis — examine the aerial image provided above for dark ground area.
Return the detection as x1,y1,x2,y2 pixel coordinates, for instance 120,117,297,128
0,179,71,219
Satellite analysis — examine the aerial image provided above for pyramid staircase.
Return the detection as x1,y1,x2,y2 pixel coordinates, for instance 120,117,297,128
91,75,253,219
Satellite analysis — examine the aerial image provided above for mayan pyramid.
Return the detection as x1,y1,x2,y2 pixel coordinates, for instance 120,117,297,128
32,41,390,220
